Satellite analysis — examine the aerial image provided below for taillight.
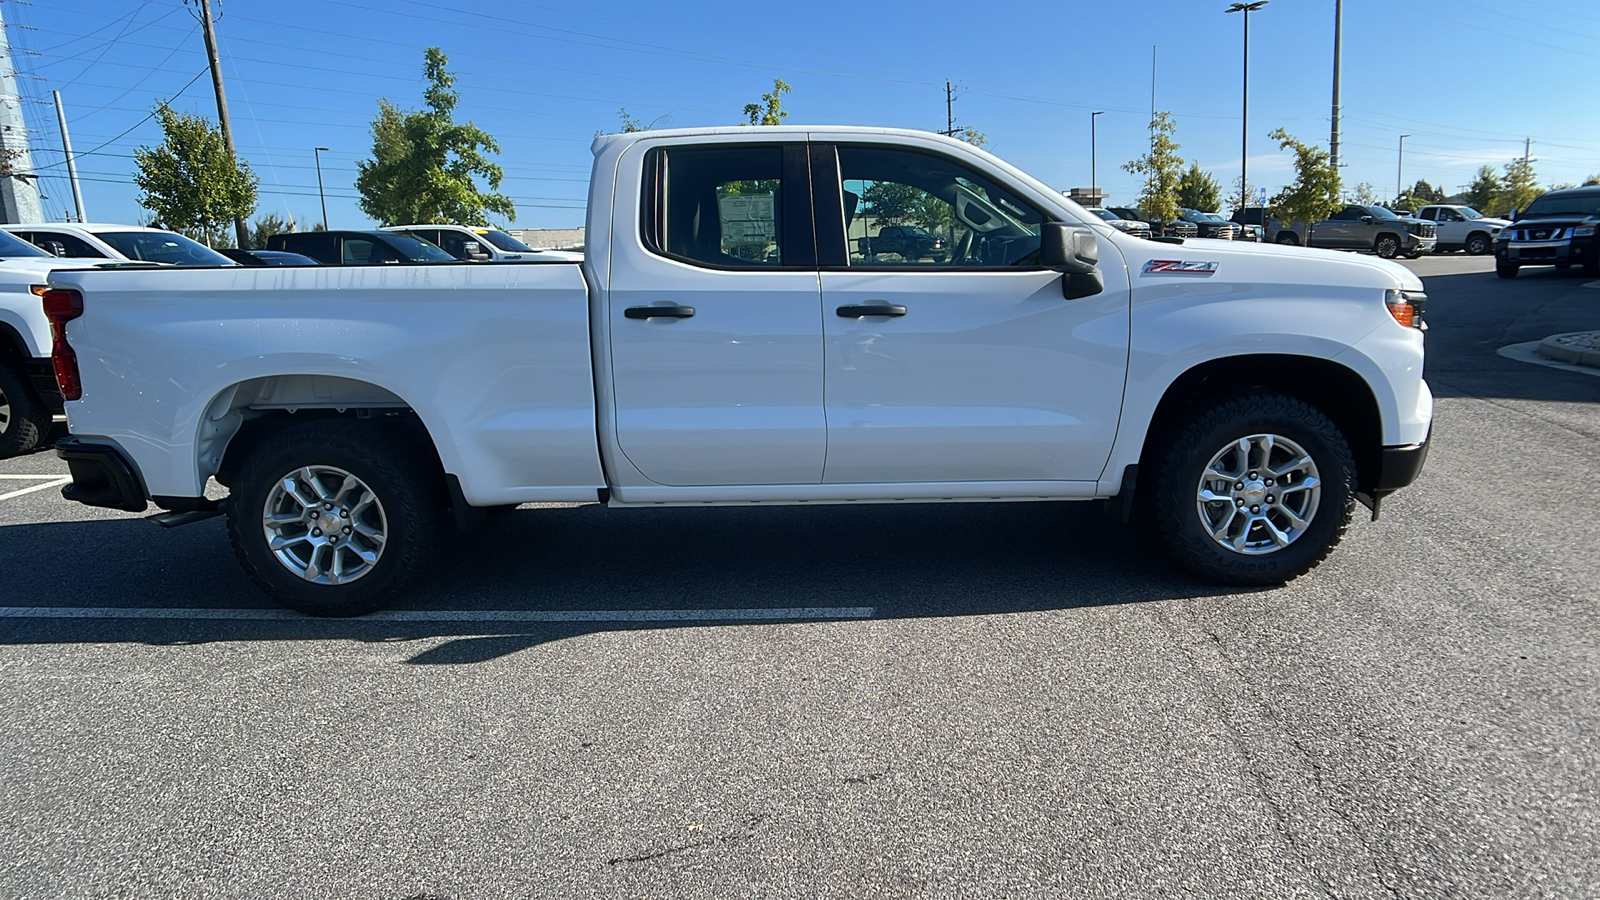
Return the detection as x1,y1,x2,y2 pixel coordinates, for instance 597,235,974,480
41,288,84,401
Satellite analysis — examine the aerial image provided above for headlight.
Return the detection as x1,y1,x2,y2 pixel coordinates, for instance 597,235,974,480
1575,226,1596,237
1385,288,1426,329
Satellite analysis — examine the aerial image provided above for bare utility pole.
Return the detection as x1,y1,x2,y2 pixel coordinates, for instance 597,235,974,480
196,0,250,248
945,81,954,136
52,91,85,222
0,3,42,224
1227,3,1268,211
1330,0,1343,171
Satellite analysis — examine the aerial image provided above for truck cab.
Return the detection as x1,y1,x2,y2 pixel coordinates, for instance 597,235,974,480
1414,205,1507,255
381,224,582,263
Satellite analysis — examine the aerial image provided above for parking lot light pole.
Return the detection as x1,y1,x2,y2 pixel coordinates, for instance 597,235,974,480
313,147,330,230
1226,1,1267,211
1397,135,1410,202
1091,111,1104,199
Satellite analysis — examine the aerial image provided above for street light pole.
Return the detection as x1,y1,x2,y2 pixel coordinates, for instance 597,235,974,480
1226,2,1267,211
1397,134,1410,202
1091,111,1104,200
313,147,330,230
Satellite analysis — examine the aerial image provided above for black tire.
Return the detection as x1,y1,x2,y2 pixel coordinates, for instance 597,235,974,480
1151,391,1355,587
226,420,440,616
1464,232,1491,256
1275,232,1300,246
0,361,51,459
1496,261,1519,279
1554,261,1572,272
1374,234,1401,259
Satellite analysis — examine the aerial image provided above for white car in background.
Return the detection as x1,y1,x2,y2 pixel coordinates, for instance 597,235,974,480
1412,205,1509,256
0,223,236,266
380,224,582,262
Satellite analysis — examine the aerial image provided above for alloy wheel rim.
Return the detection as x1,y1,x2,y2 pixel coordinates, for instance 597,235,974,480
261,465,387,584
0,383,10,434
1195,433,1321,556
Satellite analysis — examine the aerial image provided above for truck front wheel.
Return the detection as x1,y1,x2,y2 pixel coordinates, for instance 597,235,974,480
1151,391,1355,586
1374,234,1401,259
0,361,52,458
1496,262,1520,279
227,421,439,616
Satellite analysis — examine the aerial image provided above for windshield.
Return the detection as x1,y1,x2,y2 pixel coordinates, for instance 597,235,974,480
0,230,50,259
478,230,534,252
1091,208,1118,221
1522,191,1600,218
1368,206,1401,220
1459,207,1485,219
95,231,233,265
382,233,457,262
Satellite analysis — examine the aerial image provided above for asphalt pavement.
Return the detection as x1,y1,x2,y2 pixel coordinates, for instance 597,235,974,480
1,254,1596,898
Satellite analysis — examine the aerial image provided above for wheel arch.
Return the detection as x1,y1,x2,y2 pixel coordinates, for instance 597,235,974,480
1135,354,1384,499
199,375,448,498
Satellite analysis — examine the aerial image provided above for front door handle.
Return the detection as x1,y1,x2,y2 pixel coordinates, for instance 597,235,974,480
836,304,907,318
625,305,696,320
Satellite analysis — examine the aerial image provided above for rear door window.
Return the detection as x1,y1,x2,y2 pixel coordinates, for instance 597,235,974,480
641,143,814,269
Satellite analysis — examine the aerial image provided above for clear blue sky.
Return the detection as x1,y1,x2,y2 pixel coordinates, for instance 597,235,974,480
12,0,1600,230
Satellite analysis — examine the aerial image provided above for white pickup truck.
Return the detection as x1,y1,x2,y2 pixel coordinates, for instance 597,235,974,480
44,126,1433,616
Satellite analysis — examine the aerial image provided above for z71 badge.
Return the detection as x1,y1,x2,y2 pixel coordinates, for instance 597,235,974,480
1142,259,1219,275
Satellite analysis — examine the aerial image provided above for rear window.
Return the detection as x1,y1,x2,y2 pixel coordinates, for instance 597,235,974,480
95,231,233,266
0,230,50,259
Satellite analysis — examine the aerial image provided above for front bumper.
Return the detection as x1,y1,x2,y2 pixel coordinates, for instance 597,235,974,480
56,437,148,512
1355,428,1431,517
1495,237,1595,264
1404,234,1437,253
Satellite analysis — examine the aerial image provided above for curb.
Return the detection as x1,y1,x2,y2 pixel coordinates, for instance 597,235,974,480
1537,332,1600,368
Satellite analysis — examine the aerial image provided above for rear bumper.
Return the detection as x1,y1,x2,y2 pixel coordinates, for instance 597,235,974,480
55,437,148,512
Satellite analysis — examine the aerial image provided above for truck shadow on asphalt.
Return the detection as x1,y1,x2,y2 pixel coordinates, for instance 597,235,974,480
1,501,1242,662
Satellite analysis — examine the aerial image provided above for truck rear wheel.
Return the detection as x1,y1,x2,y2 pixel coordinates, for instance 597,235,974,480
226,421,439,616
0,361,51,459
1151,391,1354,587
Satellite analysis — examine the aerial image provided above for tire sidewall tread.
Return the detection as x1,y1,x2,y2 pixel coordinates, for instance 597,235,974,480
225,420,439,616
1151,391,1355,587
0,361,49,459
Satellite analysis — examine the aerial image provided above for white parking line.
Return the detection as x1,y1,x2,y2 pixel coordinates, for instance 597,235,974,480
0,477,70,502
0,606,877,622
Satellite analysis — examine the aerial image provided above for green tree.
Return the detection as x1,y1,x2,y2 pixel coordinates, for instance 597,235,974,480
250,212,294,249
355,47,514,226
742,79,791,126
1497,156,1540,216
1393,179,1445,213
1227,174,1260,212
953,126,987,148
1464,165,1501,213
1176,163,1222,212
1266,128,1341,241
133,103,258,248
1122,111,1184,224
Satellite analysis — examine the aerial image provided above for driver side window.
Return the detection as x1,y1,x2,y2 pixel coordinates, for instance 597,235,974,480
836,145,1044,268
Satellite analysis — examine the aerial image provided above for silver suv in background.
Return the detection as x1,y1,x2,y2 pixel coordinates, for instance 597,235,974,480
381,225,581,262
1086,208,1152,239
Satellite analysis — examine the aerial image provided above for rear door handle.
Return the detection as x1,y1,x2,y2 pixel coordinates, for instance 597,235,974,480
836,304,907,318
625,305,696,319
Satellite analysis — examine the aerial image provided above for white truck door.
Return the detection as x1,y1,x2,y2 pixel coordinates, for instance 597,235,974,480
815,143,1130,484
606,141,825,486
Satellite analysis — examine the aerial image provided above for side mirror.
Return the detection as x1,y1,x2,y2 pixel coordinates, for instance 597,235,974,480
464,243,491,260
39,240,67,257
1360,215,1374,224
1040,222,1104,300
